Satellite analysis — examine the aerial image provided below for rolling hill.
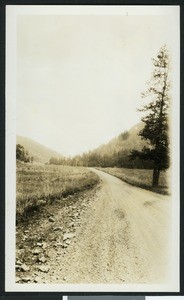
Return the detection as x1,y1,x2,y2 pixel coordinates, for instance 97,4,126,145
17,122,148,167
90,122,147,157
16,136,63,164
78,122,151,168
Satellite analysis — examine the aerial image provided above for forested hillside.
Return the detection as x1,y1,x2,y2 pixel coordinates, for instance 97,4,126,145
50,122,153,169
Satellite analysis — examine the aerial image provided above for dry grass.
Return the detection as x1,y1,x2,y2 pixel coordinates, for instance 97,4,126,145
98,167,170,195
16,164,99,221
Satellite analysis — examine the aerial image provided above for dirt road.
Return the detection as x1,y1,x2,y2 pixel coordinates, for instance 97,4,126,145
24,168,171,284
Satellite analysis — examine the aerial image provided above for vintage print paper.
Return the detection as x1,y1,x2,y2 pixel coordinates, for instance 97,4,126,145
6,5,180,292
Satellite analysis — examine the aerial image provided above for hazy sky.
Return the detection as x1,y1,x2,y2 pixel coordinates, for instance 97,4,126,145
16,8,178,156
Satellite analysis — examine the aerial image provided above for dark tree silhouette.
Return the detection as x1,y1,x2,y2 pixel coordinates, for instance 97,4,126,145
16,144,31,163
16,144,26,161
129,45,170,187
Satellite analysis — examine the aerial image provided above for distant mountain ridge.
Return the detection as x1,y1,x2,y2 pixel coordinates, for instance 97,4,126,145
17,122,148,167
89,122,147,157
71,122,151,168
16,135,62,163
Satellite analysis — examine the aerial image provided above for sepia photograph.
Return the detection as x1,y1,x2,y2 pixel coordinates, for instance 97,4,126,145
5,5,180,292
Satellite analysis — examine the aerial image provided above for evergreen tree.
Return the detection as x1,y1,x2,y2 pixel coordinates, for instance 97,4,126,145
130,45,170,187
16,144,26,161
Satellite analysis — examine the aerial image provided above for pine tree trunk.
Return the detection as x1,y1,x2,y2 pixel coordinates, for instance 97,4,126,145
152,165,160,187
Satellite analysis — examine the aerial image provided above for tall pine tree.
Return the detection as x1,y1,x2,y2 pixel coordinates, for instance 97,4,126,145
130,45,170,187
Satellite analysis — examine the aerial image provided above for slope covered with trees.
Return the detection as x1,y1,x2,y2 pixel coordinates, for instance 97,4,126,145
49,122,152,169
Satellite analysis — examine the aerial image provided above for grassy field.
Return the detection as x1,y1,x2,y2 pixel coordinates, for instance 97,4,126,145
98,167,170,195
16,163,100,221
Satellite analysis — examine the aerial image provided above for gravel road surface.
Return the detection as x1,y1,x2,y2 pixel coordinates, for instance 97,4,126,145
35,168,171,284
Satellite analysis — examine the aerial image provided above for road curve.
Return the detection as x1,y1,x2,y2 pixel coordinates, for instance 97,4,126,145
40,168,171,284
